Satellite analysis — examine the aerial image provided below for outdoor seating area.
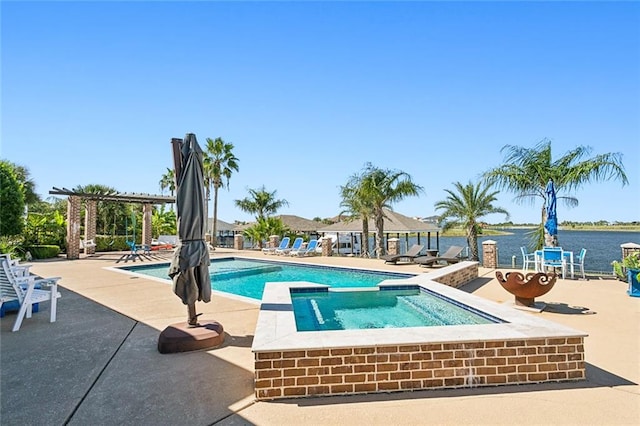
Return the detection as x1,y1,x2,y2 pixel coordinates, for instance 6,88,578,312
0,257,61,332
381,244,425,264
414,245,465,267
524,247,588,280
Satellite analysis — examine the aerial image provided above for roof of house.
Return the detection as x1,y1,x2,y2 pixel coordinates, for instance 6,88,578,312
316,208,441,234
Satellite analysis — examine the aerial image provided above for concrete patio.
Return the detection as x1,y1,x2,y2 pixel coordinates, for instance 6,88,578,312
1,249,638,425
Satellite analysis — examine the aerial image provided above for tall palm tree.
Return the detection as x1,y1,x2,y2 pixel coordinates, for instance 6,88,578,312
355,163,423,257
203,137,239,248
234,186,289,222
159,168,176,211
483,139,628,248
339,171,373,257
435,181,509,261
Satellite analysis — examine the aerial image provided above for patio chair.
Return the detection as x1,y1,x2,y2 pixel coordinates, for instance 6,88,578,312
570,248,587,280
520,246,536,271
414,245,465,268
277,237,303,255
541,247,567,279
0,253,32,277
381,244,424,264
0,258,61,332
290,239,319,257
262,237,290,255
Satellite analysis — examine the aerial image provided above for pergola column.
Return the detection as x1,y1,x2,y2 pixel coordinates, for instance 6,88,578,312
66,195,81,259
142,203,153,246
84,199,97,255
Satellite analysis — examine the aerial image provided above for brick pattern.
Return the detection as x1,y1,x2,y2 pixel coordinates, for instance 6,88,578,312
432,263,479,288
482,241,498,269
322,237,332,257
84,200,97,255
269,235,280,249
254,337,585,400
66,196,81,259
142,203,153,246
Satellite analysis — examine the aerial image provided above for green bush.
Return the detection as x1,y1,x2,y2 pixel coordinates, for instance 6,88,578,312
0,161,25,236
95,235,139,252
26,245,60,259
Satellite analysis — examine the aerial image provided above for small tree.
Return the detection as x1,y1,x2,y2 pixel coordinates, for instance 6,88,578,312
0,161,25,236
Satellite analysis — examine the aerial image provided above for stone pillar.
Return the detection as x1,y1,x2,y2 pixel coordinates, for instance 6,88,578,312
268,235,280,249
621,243,640,260
84,199,97,255
322,237,333,257
387,238,400,256
66,196,81,259
142,203,153,246
234,234,244,250
482,240,498,269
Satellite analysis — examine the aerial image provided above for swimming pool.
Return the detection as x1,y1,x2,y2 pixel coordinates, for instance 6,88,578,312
121,257,415,301
291,287,501,331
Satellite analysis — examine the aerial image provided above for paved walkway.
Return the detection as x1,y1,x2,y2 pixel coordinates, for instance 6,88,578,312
1,249,638,425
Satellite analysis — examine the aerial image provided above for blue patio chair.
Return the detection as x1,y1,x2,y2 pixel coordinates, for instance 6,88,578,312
541,247,567,279
262,237,290,255
277,237,303,255
570,248,587,280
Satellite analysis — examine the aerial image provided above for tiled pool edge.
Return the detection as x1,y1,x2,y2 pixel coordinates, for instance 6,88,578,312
252,261,587,400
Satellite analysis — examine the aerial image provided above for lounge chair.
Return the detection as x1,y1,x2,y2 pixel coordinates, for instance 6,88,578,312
277,237,303,255
414,245,465,268
381,244,424,264
0,253,32,277
290,239,319,257
0,258,61,332
262,237,290,255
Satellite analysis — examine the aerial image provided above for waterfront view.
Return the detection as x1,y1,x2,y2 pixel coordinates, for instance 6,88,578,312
380,228,639,274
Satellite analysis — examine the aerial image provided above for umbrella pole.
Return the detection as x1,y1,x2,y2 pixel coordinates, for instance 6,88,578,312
187,303,200,327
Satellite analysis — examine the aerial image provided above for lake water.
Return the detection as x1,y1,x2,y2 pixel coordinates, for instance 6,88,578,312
377,229,639,274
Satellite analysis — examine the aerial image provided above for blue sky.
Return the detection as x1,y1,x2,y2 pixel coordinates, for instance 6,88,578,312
2,1,639,225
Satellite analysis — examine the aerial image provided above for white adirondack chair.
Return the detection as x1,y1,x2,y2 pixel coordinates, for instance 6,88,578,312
0,258,61,332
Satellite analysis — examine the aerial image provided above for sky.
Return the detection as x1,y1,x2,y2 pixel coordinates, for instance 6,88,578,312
2,1,639,225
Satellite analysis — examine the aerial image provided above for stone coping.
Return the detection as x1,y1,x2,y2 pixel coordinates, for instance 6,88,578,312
251,269,587,353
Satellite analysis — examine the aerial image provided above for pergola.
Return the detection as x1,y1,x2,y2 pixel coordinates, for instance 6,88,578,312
49,187,175,259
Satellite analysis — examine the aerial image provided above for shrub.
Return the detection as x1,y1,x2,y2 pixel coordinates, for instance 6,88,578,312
25,245,60,259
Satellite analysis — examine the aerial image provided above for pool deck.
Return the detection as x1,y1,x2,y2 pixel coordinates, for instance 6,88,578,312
1,248,638,425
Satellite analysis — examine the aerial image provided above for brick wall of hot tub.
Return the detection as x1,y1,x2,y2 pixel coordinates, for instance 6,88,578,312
254,337,585,400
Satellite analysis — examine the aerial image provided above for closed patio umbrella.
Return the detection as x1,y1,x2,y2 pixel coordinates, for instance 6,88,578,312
168,133,211,325
544,179,558,247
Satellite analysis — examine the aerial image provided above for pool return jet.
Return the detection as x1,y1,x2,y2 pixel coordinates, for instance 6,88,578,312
157,134,224,354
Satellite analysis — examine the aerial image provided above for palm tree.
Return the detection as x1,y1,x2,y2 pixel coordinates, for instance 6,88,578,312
234,186,289,221
339,171,373,257
243,216,290,249
355,163,423,257
435,181,509,261
203,137,239,248
159,168,175,195
483,139,628,248
159,168,176,212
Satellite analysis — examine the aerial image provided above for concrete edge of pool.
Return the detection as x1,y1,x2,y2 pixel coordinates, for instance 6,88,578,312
251,261,588,400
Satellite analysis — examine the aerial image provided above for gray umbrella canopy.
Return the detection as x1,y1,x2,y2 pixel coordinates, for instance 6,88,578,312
168,133,211,305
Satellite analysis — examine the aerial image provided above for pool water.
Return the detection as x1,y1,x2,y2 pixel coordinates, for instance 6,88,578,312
123,258,414,301
291,288,500,331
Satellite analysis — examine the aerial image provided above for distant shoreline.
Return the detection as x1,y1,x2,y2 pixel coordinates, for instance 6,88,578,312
440,225,640,237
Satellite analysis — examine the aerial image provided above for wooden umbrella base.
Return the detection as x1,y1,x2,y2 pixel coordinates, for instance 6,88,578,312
157,320,224,354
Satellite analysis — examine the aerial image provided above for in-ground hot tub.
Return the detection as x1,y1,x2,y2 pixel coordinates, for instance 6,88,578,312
251,263,587,400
